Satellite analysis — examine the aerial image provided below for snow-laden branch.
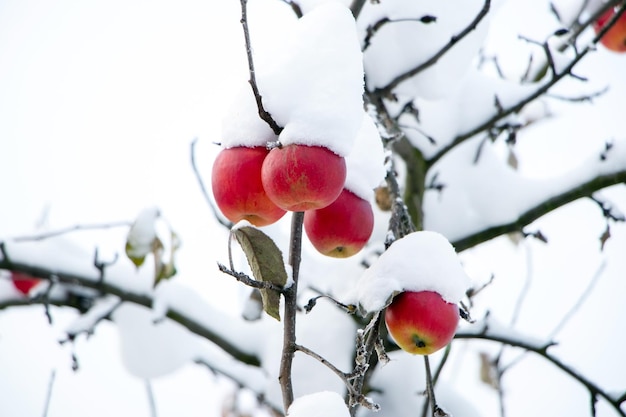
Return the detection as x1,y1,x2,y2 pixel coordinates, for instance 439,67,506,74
0,239,264,367
425,138,626,251
456,318,626,417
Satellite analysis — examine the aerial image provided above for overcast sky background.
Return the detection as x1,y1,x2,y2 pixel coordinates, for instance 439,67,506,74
1,1,625,416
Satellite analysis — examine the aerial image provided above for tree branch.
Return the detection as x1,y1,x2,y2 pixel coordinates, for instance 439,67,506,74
278,211,305,412
427,0,626,167
455,324,626,417
0,241,262,367
452,170,626,252
373,0,491,97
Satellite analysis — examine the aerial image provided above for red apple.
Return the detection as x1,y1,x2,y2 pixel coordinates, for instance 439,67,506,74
261,144,346,212
593,7,626,53
11,271,41,295
212,146,286,227
304,188,374,258
384,290,459,355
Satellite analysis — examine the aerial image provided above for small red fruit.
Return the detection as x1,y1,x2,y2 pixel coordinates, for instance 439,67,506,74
261,144,346,212
11,271,41,295
212,146,286,227
304,188,374,258
385,290,459,355
593,7,626,53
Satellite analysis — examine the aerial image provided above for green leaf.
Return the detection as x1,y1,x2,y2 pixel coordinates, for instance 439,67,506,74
232,226,288,321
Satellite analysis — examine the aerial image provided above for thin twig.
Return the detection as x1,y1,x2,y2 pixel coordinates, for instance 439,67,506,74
145,380,158,417
217,262,285,292
190,138,232,229
374,0,491,96
13,221,131,242
42,369,56,417
239,0,282,135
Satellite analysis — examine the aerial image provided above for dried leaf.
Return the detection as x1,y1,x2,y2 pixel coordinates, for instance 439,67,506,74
232,226,287,321
600,225,611,251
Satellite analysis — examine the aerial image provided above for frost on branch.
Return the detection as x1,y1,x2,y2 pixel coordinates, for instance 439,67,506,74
344,231,471,313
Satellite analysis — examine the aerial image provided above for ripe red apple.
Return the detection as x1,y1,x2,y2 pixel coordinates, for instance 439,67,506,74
593,7,626,53
212,146,286,227
11,271,41,295
261,144,346,212
384,290,459,355
304,188,374,258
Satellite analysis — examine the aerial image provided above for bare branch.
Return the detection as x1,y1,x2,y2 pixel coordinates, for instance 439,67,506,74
374,0,490,96
455,324,626,417
12,221,131,243
278,211,305,412
428,1,626,167
239,0,283,135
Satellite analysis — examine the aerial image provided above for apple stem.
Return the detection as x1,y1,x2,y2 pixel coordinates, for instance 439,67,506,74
278,211,305,412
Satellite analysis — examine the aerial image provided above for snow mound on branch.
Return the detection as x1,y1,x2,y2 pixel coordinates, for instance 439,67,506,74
112,302,201,379
222,3,364,157
344,231,470,313
287,391,350,417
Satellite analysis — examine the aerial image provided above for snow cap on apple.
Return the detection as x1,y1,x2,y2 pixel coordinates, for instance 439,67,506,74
346,231,470,313
221,2,364,157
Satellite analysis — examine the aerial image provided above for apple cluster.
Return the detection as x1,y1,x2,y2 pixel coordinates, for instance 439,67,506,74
593,6,626,53
211,142,374,258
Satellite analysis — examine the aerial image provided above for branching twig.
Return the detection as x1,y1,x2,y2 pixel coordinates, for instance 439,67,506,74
428,0,626,167
374,0,491,96
455,325,626,417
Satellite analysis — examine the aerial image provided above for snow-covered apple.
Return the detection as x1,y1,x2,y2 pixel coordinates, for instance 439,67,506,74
11,271,41,295
384,290,459,355
261,144,346,211
212,146,286,227
304,188,374,258
593,7,626,53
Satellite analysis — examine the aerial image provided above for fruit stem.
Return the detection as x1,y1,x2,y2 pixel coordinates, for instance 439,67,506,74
278,211,304,412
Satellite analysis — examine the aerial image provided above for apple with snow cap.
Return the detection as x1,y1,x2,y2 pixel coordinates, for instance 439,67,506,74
261,144,347,212
384,290,459,355
304,188,374,258
212,146,286,227
593,6,626,53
